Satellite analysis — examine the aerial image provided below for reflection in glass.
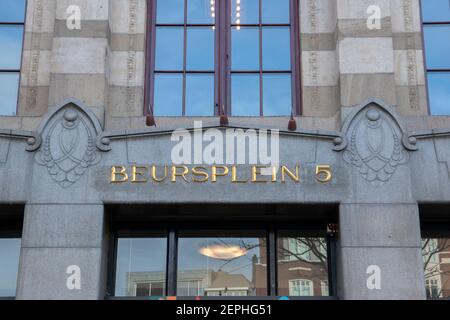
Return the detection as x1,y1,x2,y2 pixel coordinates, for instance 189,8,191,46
155,27,184,71
262,27,291,71
263,74,292,116
114,237,167,297
0,238,21,297
428,72,450,115
154,74,183,116
422,238,450,299
421,0,450,22
188,0,215,24
262,0,290,24
231,27,260,70
156,0,185,24
424,25,450,69
177,232,267,296
186,74,215,116
0,73,20,116
0,0,26,22
231,74,260,116
0,26,24,70
277,234,329,297
232,0,259,25
186,27,215,71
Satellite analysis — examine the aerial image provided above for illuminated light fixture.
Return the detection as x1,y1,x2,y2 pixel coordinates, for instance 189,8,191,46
211,0,215,29
235,0,241,30
199,245,248,260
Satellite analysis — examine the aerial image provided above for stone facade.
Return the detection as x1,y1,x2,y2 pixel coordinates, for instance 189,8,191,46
0,0,449,300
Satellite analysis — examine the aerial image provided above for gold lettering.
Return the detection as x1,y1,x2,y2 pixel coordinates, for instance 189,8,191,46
316,165,332,183
192,166,209,183
131,166,148,183
110,166,129,183
231,166,248,183
152,165,168,182
252,165,269,183
271,166,278,182
281,165,300,183
171,166,189,183
212,165,229,182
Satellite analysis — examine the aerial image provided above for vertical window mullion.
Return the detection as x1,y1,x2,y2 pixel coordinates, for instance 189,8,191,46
221,0,230,115
290,0,300,116
146,0,157,115
166,229,178,296
259,0,263,116
182,0,188,116
326,228,338,297
268,227,278,296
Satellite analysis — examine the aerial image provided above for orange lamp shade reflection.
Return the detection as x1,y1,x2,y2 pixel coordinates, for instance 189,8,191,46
198,245,247,260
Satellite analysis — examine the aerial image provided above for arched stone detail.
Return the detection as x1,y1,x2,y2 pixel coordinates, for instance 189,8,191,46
32,98,109,188
340,98,416,185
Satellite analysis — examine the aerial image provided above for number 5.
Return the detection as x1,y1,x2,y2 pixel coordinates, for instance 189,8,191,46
316,165,332,183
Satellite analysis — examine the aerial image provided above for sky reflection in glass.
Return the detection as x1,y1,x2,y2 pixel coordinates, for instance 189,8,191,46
0,239,21,297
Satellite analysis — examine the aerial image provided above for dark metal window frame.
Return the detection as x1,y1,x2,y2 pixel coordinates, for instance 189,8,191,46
106,221,337,299
144,0,301,117
0,1,27,116
420,0,450,114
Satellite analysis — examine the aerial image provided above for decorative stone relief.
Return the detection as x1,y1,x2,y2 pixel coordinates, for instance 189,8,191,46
340,99,416,185
307,0,321,109
26,0,44,111
126,0,139,110
402,0,419,110
32,99,108,188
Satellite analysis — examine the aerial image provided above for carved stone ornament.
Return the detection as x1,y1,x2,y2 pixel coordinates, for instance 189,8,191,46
340,98,416,186
31,99,109,188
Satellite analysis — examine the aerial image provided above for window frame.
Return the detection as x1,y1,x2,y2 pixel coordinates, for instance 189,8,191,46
144,0,301,117
106,221,337,299
0,0,27,117
420,0,450,115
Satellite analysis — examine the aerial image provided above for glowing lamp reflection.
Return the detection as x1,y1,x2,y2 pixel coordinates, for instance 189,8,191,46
199,245,248,260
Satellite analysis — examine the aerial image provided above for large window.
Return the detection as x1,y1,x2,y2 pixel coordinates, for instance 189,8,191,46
421,0,450,115
421,237,450,299
110,224,335,298
0,0,26,116
0,236,21,298
146,0,300,117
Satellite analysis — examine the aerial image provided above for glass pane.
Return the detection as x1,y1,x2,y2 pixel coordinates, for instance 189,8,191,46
177,232,267,296
262,27,291,70
186,74,214,116
263,74,292,116
421,0,450,22
277,233,329,297
424,25,450,69
188,0,215,24
262,0,290,24
232,0,259,24
428,72,450,115
231,27,259,71
0,26,24,70
0,239,21,297
421,238,450,299
0,0,26,22
154,74,183,116
186,27,214,71
0,73,19,116
156,0,185,24
231,74,260,116
155,27,184,71
114,237,167,297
